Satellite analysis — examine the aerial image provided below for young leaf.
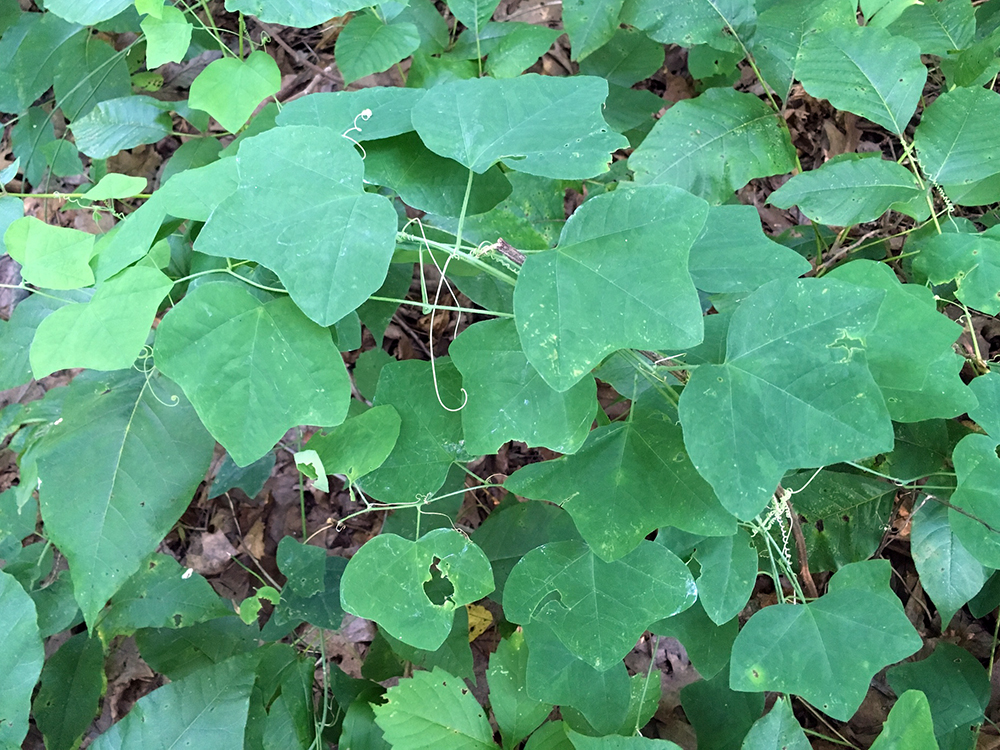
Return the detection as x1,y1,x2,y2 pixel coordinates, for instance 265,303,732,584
867,691,938,750
155,283,350,465
563,0,624,61
629,88,796,203
505,391,736,561
30,265,172,378
621,0,756,50
504,540,696,669
189,51,280,133
373,668,497,750
305,405,402,486
911,229,1000,315
948,434,1000,568
915,87,1000,186
70,95,173,159
411,74,628,179
141,6,193,67
487,630,554,749
678,277,894,520
34,370,215,626
0,569,44,749
740,696,810,750
696,527,758,626
89,652,258,750
514,185,707,392
335,13,421,84
340,529,494,651
193,125,398,326
768,156,924,226
32,633,104,750
3,217,95,290
797,25,925,134
681,670,765,750
730,560,922,721
450,318,597,456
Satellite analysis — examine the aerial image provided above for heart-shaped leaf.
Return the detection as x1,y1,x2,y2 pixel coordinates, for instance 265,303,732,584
4,217,95,290
304,405,401,485
189,51,280,133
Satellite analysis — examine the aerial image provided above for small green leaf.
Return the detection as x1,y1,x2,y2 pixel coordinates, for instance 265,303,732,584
514,185,706,392
868,691,938,750
30,265,172,378
740,696,809,750
141,5,192,67
189,51,280,133
446,0,502,35
4,217,95,290
488,630,553,749
340,529,494,650
85,173,148,201
335,13,421,84
563,0,624,61
730,560,921,720
578,27,665,87
412,74,628,178
650,599,737,681
272,552,346,631
154,282,351,467
504,540,695,670
797,25,925,134
681,669,765,750
696,527,758,625
769,156,924,226
621,0,755,50
948,434,1000,568
209,451,274,498
485,22,561,78
373,668,497,750
32,633,104,750
305,405,401,485
293,449,329,492
71,95,173,159
0,569,44,749
912,229,1000,315
629,88,796,203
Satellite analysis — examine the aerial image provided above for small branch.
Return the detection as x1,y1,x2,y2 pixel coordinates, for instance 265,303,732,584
786,496,819,599
485,237,525,266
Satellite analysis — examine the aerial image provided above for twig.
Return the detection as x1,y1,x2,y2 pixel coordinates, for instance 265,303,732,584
253,20,339,85
485,237,525,266
786,497,819,599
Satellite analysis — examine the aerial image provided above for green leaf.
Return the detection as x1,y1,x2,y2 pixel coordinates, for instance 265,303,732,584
189,51,280,133
305,405,401,485
485,22,561,78
650,599,737,681
524,721,574,750
335,13,421,84
915,87,1000,186
506,391,735,561
271,540,347,630
223,0,364,27
868,691,938,750
578,27,665,86
85,173,148,201
887,642,989,746
412,74,628,179
35,369,214,626
364,131,512,217
450,318,597,455
277,87,422,140
154,282,351,467
914,229,1000,315
970,372,1000,437
621,0,756,50
4,217,96,290
90,652,257,750
562,0,624,61
53,35,132,121
70,95,173,159
446,0,502,35
678,277,893,520
134,616,258,680
629,88,796,203
887,0,975,56
373,668,497,750
382,607,475,681
730,560,921,720
514,185,706,392
688,204,811,293
827,259,973,421
141,5,193,67
340,529,494,650
488,630,553,749
32,632,104,750
277,536,327,598
30,265,172,378
750,0,857,98
0,569,44,749
769,156,924,226
681,669,764,750
357,359,465,504
948,434,1000,568
696,527,757,625
567,732,683,749
194,125,398,326
44,0,132,24
209,451,274,498
0,12,83,114
797,25,925,134
97,554,232,640
504,539,695,669
0,295,85,390
740,696,810,750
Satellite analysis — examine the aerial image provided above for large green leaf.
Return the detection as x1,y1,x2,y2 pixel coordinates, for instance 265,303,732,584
341,529,494,650
679,277,893,519
621,0,755,50
887,0,976,56
34,369,214,626
504,539,695,670
768,156,924,226
827,260,973,422
155,283,350,467
696,527,757,625
70,95,173,159
30,265,172,378
740,696,810,750
629,88,796,203
53,35,132,121
450,318,597,455
32,633,104,750
915,87,1000,187
411,74,628,179
568,732,682,749
356,358,466,504
488,630,553,749
948,434,1000,568
41,0,131,24
276,87,423,140
373,668,497,750
189,51,280,133
730,560,921,720
194,125,398,326
223,0,365,27
868,691,938,750
0,569,44,749
912,227,1000,315
335,13,421,84
797,25,925,134
505,391,736,561
91,653,257,750
970,372,1000,437
0,12,83,114
514,185,706,392
563,0,625,61
4,217,95,290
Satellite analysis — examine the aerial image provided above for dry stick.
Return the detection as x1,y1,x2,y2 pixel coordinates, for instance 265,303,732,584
485,237,526,266
809,228,882,276
253,20,340,85
786,496,819,600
